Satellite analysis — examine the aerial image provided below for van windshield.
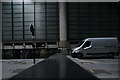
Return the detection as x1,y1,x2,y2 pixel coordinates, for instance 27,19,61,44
76,41,84,47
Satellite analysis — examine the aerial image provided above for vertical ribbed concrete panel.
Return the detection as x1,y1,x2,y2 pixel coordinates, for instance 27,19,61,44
59,2,69,48
0,2,2,80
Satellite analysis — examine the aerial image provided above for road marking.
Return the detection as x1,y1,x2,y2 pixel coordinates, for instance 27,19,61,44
89,69,111,74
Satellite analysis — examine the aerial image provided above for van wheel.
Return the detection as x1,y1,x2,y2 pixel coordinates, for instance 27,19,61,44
108,53,114,58
77,53,83,59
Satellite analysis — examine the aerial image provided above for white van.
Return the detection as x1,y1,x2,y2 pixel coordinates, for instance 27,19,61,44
71,37,118,58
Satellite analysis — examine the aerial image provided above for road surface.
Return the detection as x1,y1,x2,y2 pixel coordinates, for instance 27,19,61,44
6,53,100,80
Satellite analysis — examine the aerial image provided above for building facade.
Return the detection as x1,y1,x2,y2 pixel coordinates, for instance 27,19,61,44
2,2,120,48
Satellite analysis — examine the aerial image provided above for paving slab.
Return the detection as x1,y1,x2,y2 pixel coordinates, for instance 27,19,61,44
67,55,119,80
1,59,44,79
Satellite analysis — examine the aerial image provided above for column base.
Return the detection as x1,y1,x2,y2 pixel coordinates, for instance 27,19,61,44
59,41,70,48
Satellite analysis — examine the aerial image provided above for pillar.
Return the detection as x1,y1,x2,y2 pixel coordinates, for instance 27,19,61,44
0,1,2,80
59,2,69,48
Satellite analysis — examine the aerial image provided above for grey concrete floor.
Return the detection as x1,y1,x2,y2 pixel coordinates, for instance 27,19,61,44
67,55,120,80
1,59,44,79
1,54,120,80
6,53,100,80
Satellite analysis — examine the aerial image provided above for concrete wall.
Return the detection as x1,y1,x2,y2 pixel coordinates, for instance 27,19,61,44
0,1,2,80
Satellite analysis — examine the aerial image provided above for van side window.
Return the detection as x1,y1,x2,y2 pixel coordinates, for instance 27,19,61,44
82,41,91,48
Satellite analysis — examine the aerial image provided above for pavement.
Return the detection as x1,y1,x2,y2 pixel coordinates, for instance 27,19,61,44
67,55,120,80
1,53,119,80
1,59,44,80
4,53,100,80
